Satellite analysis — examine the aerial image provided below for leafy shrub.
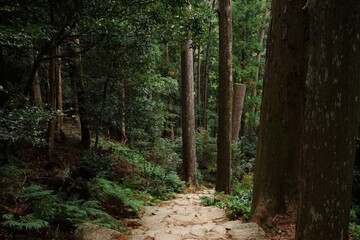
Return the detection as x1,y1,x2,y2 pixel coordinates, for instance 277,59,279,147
0,107,54,146
79,150,116,178
200,180,253,221
90,178,144,217
0,184,123,231
350,223,360,240
99,138,184,200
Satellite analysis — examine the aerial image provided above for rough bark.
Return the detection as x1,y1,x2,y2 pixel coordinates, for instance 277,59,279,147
202,0,216,130
56,47,63,129
181,37,198,188
202,42,210,130
73,39,91,148
296,1,360,239
232,83,246,143
48,47,59,159
251,0,308,223
216,0,233,194
33,70,42,106
197,47,202,126
120,78,127,144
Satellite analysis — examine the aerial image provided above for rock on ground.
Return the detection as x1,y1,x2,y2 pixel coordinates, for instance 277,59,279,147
74,223,123,240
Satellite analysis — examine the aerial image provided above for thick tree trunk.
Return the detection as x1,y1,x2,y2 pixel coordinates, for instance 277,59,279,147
296,1,360,239
232,83,246,143
181,37,198,188
251,0,308,223
216,0,233,194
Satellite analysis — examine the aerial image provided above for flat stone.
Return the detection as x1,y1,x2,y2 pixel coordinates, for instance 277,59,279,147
153,233,181,240
205,232,228,240
144,229,164,237
201,222,217,231
74,223,122,240
127,235,149,240
211,225,227,235
228,223,265,240
221,220,244,230
167,226,191,235
190,227,206,237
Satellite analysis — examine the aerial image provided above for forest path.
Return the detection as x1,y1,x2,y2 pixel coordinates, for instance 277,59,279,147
127,189,265,240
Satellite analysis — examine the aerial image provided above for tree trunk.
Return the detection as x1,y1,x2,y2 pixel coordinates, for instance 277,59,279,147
73,39,91,148
196,47,201,126
33,70,42,106
296,1,360,239
181,36,198,188
232,83,246,143
56,47,63,129
120,78,127,144
202,42,210,130
48,47,59,159
216,0,233,194
251,0,308,223
202,0,215,130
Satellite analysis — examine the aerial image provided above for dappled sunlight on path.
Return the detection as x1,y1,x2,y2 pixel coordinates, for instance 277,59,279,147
127,189,265,240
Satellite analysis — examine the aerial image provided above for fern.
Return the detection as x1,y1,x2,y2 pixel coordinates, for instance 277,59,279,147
17,184,55,199
90,178,144,213
1,214,49,230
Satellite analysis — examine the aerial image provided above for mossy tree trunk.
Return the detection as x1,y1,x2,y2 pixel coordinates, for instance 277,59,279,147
251,0,308,223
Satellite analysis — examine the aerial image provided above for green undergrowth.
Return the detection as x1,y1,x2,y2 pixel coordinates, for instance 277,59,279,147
200,175,253,221
350,207,360,240
0,137,185,237
98,138,185,200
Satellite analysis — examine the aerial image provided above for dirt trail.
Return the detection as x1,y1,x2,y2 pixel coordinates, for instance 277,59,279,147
127,189,265,240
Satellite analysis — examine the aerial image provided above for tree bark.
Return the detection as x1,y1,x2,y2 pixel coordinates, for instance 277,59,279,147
196,46,202,126
56,47,63,129
216,0,233,194
73,39,91,148
120,78,127,144
296,1,360,239
181,36,198,188
48,47,59,159
232,83,246,143
251,0,308,223
202,0,216,130
202,42,210,130
33,70,42,106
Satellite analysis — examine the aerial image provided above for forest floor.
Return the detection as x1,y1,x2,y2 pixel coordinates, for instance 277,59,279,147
126,189,266,240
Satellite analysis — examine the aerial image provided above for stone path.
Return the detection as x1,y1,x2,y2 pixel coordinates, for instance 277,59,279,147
127,189,265,240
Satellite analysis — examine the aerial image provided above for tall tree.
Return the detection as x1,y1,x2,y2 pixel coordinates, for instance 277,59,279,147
216,0,233,194
232,83,246,143
296,1,360,239
251,0,308,223
72,39,91,148
181,3,197,187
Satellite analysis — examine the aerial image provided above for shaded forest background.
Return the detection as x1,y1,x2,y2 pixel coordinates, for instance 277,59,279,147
1,0,360,239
